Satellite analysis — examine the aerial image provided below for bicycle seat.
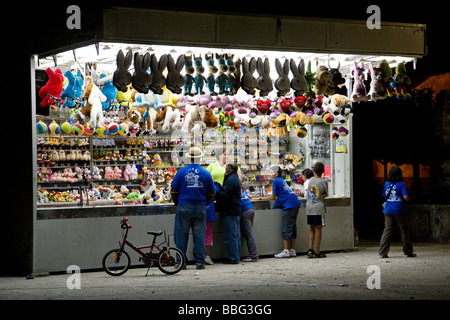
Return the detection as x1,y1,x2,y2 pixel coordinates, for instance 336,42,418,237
147,231,163,236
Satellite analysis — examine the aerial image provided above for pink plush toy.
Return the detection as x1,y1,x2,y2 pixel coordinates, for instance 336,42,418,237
38,68,64,107
104,166,114,180
113,166,122,180
123,165,132,181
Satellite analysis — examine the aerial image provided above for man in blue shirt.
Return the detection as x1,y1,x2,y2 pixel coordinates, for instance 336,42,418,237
171,147,215,269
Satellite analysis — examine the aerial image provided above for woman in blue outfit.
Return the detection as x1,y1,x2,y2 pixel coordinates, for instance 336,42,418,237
215,164,242,264
379,166,416,258
260,166,301,258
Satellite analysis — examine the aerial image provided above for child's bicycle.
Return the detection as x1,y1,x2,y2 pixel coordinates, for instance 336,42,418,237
102,217,185,276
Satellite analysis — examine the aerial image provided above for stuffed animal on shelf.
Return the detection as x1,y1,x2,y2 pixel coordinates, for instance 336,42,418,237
132,52,152,94
183,54,196,96
153,153,162,166
215,53,229,95
131,164,138,180
205,54,218,96
123,165,133,181
149,53,168,95
391,62,411,99
113,166,122,180
203,107,220,128
39,68,64,107
290,59,308,97
166,54,186,95
113,49,133,92
240,57,257,95
256,57,274,97
104,166,114,180
274,58,291,97
313,65,335,96
351,61,370,103
61,70,83,108
77,76,106,129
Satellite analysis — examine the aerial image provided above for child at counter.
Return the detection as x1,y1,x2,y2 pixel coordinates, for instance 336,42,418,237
305,162,328,258
260,165,301,258
301,168,314,198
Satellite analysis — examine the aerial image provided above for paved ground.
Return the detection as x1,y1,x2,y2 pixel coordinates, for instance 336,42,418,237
1,240,449,302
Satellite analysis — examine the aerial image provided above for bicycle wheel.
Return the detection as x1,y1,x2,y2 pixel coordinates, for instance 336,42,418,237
157,247,185,275
102,249,131,276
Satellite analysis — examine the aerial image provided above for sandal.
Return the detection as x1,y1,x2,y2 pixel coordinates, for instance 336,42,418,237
306,249,315,258
314,252,327,258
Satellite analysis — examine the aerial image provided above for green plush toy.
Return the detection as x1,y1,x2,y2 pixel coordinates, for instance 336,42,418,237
391,62,411,99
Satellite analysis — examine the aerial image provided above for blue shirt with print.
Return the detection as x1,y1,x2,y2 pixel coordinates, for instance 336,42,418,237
171,164,215,205
241,189,254,212
382,181,408,215
272,177,301,210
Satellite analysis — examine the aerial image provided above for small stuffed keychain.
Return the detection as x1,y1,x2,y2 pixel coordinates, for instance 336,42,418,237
39,68,64,107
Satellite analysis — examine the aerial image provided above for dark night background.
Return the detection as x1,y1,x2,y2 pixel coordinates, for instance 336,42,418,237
6,0,448,275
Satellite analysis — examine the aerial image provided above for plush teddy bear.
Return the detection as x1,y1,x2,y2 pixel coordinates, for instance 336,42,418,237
61,70,83,108
313,65,335,96
123,165,133,181
39,68,64,107
104,166,114,180
113,166,122,180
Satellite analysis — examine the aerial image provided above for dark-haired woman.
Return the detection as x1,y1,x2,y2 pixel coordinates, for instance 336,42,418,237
260,166,301,258
379,166,416,258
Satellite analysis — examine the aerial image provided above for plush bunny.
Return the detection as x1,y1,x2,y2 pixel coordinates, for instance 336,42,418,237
61,70,83,108
132,52,152,94
215,53,229,95
149,53,168,95
313,65,335,96
166,54,186,95
351,61,370,103
290,59,308,97
240,57,257,95
274,58,290,97
113,50,133,92
256,57,274,97
39,68,64,107
183,54,195,96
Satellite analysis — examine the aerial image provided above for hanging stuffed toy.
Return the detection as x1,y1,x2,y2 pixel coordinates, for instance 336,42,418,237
328,60,347,96
313,65,335,96
274,58,291,97
225,54,236,95
351,61,370,103
290,58,308,97
367,63,387,102
215,53,229,95
183,54,196,96
240,57,258,95
166,54,186,95
378,60,396,98
149,53,168,95
256,57,274,97
132,52,152,94
193,55,206,95
205,54,218,96
39,68,64,107
77,76,106,129
113,50,133,92
61,70,83,108
100,73,117,112
391,62,411,99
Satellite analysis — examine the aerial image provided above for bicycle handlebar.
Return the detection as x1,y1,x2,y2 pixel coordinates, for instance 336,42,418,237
120,217,132,229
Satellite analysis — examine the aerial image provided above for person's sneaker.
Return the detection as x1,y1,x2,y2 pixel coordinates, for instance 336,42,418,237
205,256,214,265
242,257,259,262
274,249,290,258
290,249,297,257
196,264,205,270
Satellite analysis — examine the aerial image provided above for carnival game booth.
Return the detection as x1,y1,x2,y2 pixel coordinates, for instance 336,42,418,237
31,7,426,272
